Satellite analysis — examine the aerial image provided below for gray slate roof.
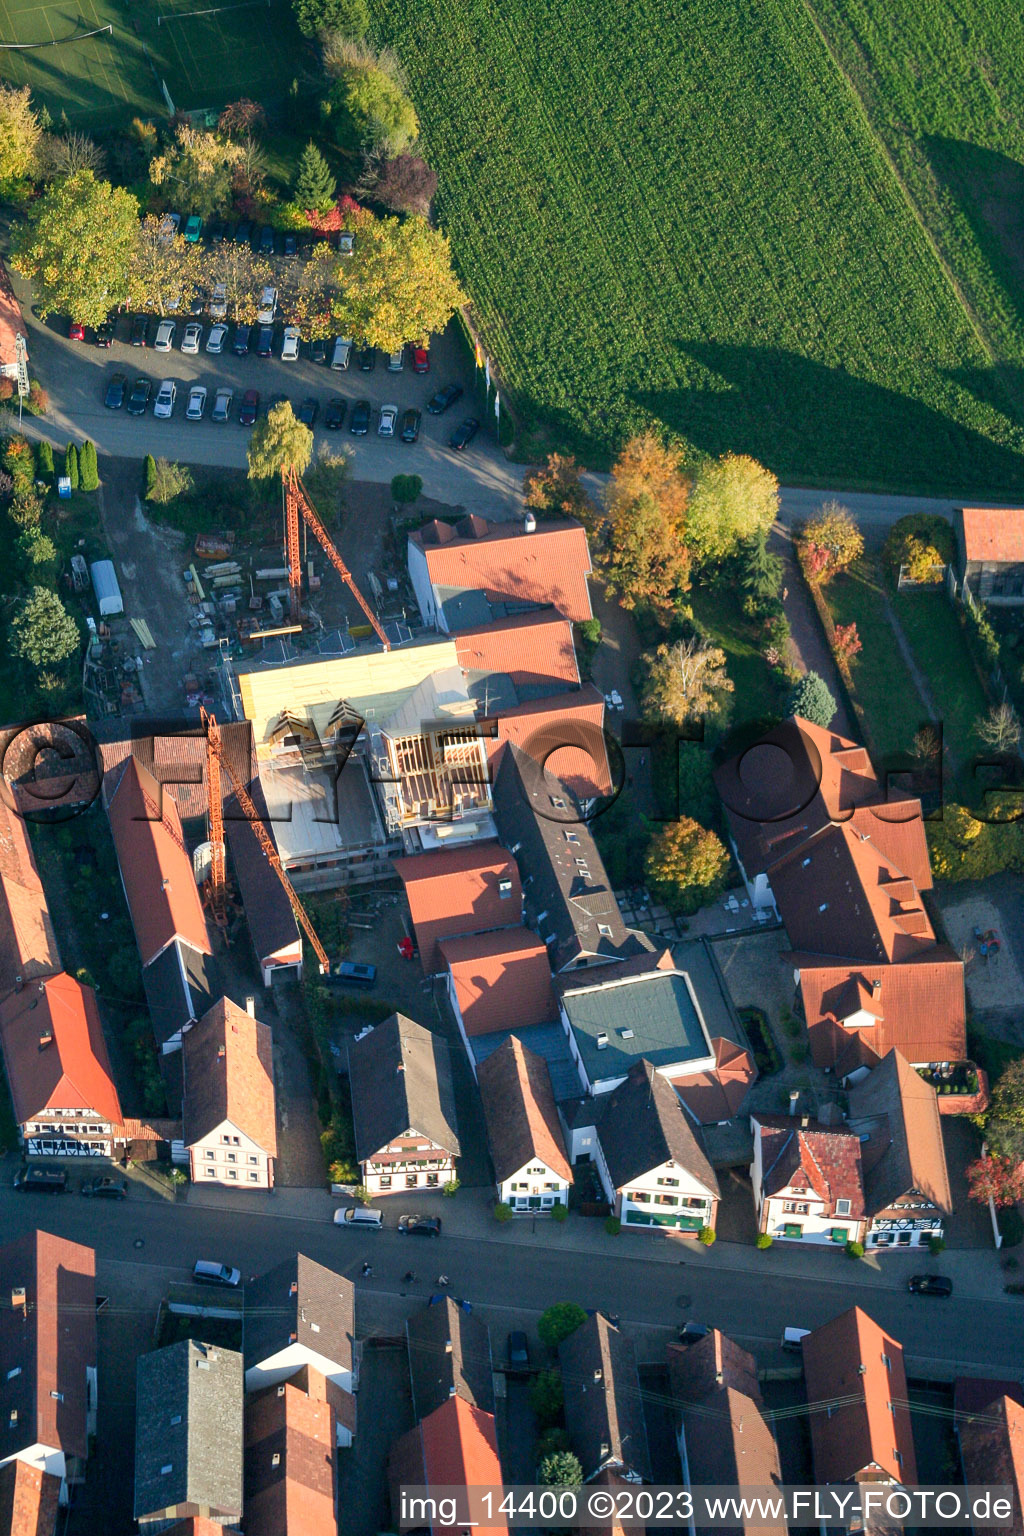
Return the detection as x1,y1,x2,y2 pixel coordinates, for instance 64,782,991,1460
559,1313,652,1482
142,937,219,1048
134,1340,243,1522
406,1296,494,1420
492,745,651,971
470,1021,582,1102
589,1059,720,1196
224,779,300,965
347,1012,460,1161
243,1252,354,1377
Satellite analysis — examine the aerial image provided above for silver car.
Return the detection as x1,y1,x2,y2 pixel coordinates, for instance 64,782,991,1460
211,386,233,422
153,380,177,419
185,384,207,421
154,319,176,353
181,322,202,354
205,323,228,354
210,283,228,321
378,403,398,437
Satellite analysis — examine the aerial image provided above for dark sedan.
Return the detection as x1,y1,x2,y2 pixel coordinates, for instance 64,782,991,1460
130,315,149,347
298,396,319,427
324,397,346,430
349,399,371,435
908,1274,953,1297
233,323,252,356
126,376,152,416
238,388,260,427
398,1214,442,1236
258,224,275,254
427,383,463,415
400,408,421,443
81,1177,128,1199
309,337,328,365
449,417,480,451
96,317,115,348
104,372,128,409
357,345,376,371
255,325,274,357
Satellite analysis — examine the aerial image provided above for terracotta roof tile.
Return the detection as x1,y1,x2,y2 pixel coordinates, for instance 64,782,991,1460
0,796,60,993
389,1398,507,1536
0,972,122,1126
672,1037,756,1125
245,1378,336,1536
440,928,558,1037
0,260,25,365
847,1049,952,1217
486,686,611,800
105,757,212,966
802,1306,917,1485
393,842,522,974
411,517,593,624
960,508,1024,565
455,608,580,691
795,955,966,1071
753,1114,865,1216
0,1458,61,1536
959,1396,1024,1536
182,996,277,1156
477,1035,572,1183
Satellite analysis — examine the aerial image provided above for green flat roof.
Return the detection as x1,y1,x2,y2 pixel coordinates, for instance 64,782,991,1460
562,971,713,1084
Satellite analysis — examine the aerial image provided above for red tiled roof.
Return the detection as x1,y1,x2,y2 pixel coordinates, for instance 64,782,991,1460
412,518,593,623
390,1398,507,1536
0,1230,96,1461
486,686,611,800
477,1035,572,1183
393,842,522,974
182,996,277,1156
245,1377,336,1536
0,1459,61,1536
106,757,212,967
752,1114,865,1216
455,608,580,691
440,927,557,1037
959,1396,1024,1536
671,1037,756,1125
0,973,122,1126
0,260,25,367
0,794,60,994
795,955,967,1072
960,508,1024,565
803,1306,917,1485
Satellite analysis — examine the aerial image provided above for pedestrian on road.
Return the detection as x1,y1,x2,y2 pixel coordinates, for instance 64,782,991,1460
783,586,788,600
639,756,645,769
361,1261,372,1278
437,1273,449,1287
403,1270,416,1283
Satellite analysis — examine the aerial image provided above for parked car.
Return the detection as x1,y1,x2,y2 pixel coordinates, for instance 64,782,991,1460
387,347,405,372
130,315,149,347
507,1331,529,1372
193,1259,241,1287
153,380,177,419
400,408,421,444
330,336,353,371
258,224,275,255
378,403,398,437
95,318,115,348
212,387,233,423
336,1206,383,1228
357,344,376,371
206,219,226,245
183,214,203,243
186,384,207,421
161,211,181,239
283,231,298,257
309,337,328,365
908,1274,953,1297
256,324,275,358
233,323,252,356
14,1166,67,1194
239,388,260,427
331,959,376,988
398,1215,442,1236
69,321,85,342
324,396,347,430
233,221,253,247
281,325,301,362
427,383,463,414
449,417,480,451
127,376,152,416
154,319,176,353
104,372,128,409
411,346,430,374
181,321,202,355
210,283,228,321
297,396,319,427
189,289,207,317
206,322,228,354
257,286,278,324
81,1176,128,1199
348,399,371,435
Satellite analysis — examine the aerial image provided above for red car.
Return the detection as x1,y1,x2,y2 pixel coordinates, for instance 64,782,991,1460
238,388,260,427
411,346,429,374
69,322,86,342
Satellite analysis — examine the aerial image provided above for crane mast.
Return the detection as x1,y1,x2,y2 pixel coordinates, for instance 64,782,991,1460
283,467,391,649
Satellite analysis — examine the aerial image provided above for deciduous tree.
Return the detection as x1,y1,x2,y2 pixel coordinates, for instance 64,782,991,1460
145,457,193,505
362,151,437,216
800,500,864,583
11,171,140,327
537,1303,587,1350
0,84,42,190
686,452,779,564
976,703,1021,754
323,48,418,155
644,817,729,914
149,125,242,221
524,453,595,525
247,400,314,480
595,432,691,610
37,131,105,180
641,636,733,727
205,241,273,325
787,670,837,728
217,99,266,138
331,210,467,352
10,586,80,670
833,622,862,663
127,215,203,317
967,1154,1024,1208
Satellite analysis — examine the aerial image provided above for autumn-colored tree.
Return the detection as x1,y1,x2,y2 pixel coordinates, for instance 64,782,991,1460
967,1155,1024,1208
986,1057,1024,1164
363,152,438,216
0,84,42,191
218,99,266,139
149,125,242,220
204,241,273,326
800,501,864,584
686,452,778,564
606,432,689,529
127,215,204,317
331,209,467,352
288,241,337,338
975,703,1021,754
645,817,730,914
11,171,139,327
597,433,691,610
247,400,314,481
642,636,734,727
893,533,945,583
523,453,595,525
833,622,862,663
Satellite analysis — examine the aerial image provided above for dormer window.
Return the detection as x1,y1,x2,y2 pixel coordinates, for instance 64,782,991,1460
836,1198,851,1216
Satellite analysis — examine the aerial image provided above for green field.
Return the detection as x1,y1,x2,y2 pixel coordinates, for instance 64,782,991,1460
138,0,308,117
373,0,1024,493
0,0,162,124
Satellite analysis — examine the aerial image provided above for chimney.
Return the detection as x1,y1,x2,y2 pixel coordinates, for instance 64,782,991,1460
162,878,171,890
523,512,537,534
246,996,255,1017
217,1046,226,1061
596,1031,609,1051
800,1114,810,1128
11,1286,26,1312
593,1367,602,1382
39,1028,53,1050
788,1090,800,1116
14,976,22,993
872,979,882,993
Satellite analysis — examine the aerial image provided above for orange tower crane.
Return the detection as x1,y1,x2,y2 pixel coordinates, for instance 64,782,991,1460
200,707,332,975
283,466,391,648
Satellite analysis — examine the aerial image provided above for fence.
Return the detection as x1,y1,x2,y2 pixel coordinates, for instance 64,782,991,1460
946,563,1017,712
897,562,946,590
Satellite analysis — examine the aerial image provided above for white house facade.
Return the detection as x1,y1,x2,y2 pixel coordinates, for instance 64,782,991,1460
498,1157,570,1212
190,1118,274,1190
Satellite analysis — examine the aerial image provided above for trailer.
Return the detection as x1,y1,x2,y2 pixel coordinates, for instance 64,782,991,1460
89,559,124,617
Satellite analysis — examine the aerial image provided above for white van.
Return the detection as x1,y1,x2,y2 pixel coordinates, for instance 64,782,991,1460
781,1326,810,1352
336,1206,382,1228
330,335,353,371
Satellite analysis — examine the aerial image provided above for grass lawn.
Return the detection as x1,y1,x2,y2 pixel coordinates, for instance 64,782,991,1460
0,0,162,126
135,0,309,118
895,589,990,764
825,560,927,759
689,582,781,727
375,0,1024,493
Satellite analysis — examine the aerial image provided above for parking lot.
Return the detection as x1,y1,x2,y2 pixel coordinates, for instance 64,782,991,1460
10,265,531,516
